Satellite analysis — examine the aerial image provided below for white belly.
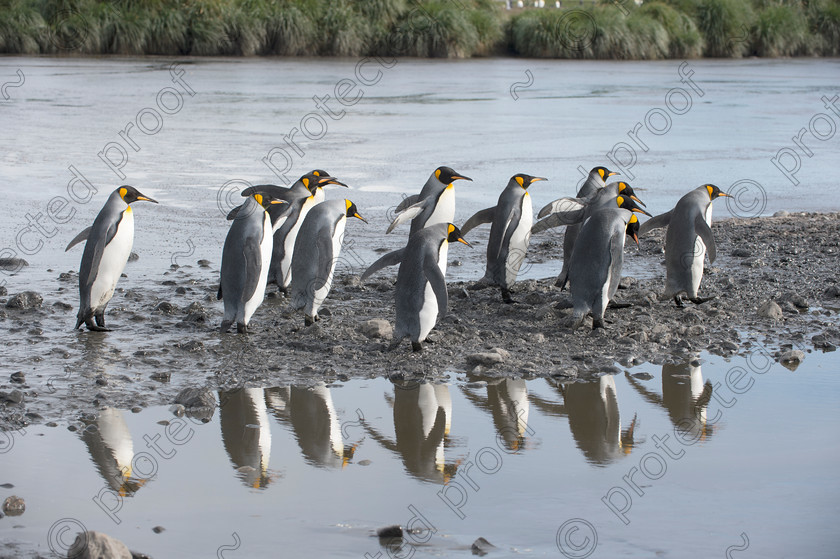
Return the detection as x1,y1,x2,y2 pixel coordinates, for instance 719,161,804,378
311,218,345,316
690,205,714,296
90,209,134,311
417,241,448,342
243,213,273,324
505,194,532,286
282,197,319,287
426,185,455,228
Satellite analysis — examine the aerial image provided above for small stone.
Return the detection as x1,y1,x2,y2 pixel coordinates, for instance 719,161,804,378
198,259,211,268
151,372,171,382
779,291,809,309
95,377,108,386
618,276,636,289
773,210,789,217
377,525,403,539
2,496,24,516
359,319,393,340
687,325,705,337
779,349,805,370
169,404,185,417
128,252,140,261
10,372,24,383
824,285,840,298
357,459,372,466
741,257,765,268
466,351,505,367
175,340,204,352
471,537,496,556
152,526,165,534
524,292,544,305
5,291,42,309
757,300,783,320
67,531,134,559
628,331,647,343
175,387,214,409
533,333,546,344
0,258,28,272
730,248,752,257
632,372,654,380
0,390,24,405
155,301,179,314
722,341,739,352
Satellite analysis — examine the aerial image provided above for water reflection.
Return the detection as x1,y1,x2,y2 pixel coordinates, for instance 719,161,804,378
218,388,273,488
625,358,714,441
362,381,459,483
265,384,357,469
81,407,146,496
531,376,637,466
461,378,531,452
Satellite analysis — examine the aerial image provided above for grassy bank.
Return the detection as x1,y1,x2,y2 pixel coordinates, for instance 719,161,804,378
0,0,838,58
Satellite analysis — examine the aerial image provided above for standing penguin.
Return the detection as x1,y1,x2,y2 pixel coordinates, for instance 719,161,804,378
226,169,342,220
386,166,472,235
290,199,367,326
66,186,157,331
569,208,640,329
218,193,287,333
548,166,618,289
639,184,729,307
460,173,547,303
362,223,470,352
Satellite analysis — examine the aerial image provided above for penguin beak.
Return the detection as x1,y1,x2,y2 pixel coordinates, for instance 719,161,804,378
531,177,548,184
270,200,288,205
322,178,348,187
630,195,646,207
718,191,730,197
457,237,471,247
137,195,158,204
633,207,652,217
353,212,368,223
607,171,619,177
452,175,472,182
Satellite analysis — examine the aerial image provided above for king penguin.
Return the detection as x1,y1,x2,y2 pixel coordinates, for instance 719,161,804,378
65,186,157,331
218,193,287,333
290,198,367,326
547,166,618,289
460,173,547,303
569,208,640,329
361,223,470,352
225,169,342,220
639,184,729,307
386,166,472,235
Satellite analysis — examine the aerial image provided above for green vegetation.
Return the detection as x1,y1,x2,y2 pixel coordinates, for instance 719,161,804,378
0,0,838,58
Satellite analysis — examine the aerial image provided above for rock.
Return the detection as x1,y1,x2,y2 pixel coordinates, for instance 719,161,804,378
773,210,789,217
359,319,393,340
128,252,139,262
0,286,6,296
687,325,705,337
5,291,42,309
175,388,214,409
151,372,171,382
0,390,24,405
155,301,179,314
174,340,203,352
721,341,740,352
0,258,28,272
779,350,805,370
618,276,636,289
757,300,783,320
197,259,211,268
471,537,496,556
10,372,25,384
466,351,506,367
377,525,403,539
524,292,543,305
2,495,24,516
152,526,165,534
632,372,654,380
169,404,185,417
67,531,133,559
628,331,648,343
779,291,809,309
730,248,751,257
532,333,546,344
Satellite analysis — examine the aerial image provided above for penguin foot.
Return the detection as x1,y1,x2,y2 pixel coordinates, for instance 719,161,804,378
94,312,106,328
674,295,685,308
592,318,606,330
411,342,423,352
84,320,111,332
305,316,315,326
501,289,514,304
554,275,568,290
689,296,715,305
236,322,248,334
220,320,233,333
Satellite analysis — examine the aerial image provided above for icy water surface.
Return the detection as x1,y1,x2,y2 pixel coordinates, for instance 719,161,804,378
3,352,839,557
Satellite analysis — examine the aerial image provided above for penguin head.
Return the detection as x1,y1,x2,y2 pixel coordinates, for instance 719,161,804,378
435,167,473,185
615,195,652,217
513,174,547,190
704,184,729,200
300,173,347,195
344,199,368,223
613,181,646,207
446,223,471,247
118,186,157,205
625,214,640,247
309,169,331,178
252,193,287,209
592,166,618,181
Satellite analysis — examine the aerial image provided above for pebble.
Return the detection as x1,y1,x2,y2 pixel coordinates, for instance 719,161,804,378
5,291,42,309
359,319,393,340
471,537,496,556
632,372,654,380
730,248,752,257
773,210,790,217
825,285,840,298
198,259,211,268
757,300,783,320
151,372,171,382
68,531,135,559
780,349,805,365
10,372,24,383
175,387,215,409
152,526,165,534
169,404,186,417
466,351,506,367
0,390,24,405
2,495,25,516
377,525,403,539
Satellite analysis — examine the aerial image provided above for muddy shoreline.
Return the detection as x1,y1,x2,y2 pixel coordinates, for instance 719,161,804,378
1,212,839,432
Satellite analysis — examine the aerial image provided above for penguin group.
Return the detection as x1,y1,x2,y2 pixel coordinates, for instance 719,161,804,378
65,164,729,352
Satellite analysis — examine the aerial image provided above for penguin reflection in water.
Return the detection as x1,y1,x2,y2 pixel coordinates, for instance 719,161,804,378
570,208,640,329
65,186,158,331
639,184,729,307
362,223,470,352
461,173,547,303
290,199,367,326
218,193,288,333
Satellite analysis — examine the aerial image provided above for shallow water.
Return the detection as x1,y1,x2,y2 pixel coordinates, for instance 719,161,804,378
3,351,838,557
1,56,839,291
